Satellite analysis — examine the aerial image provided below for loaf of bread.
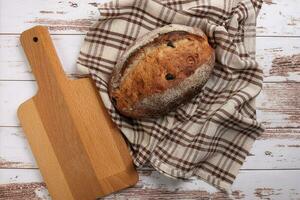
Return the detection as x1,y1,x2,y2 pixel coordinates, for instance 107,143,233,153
109,24,215,118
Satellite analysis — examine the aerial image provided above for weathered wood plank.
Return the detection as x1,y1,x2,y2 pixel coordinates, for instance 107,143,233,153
0,127,37,169
260,128,300,139
256,83,300,110
245,133,300,169
257,0,300,36
1,169,300,199
1,127,300,170
256,37,300,82
0,35,85,81
0,182,49,200
0,169,43,185
0,81,298,127
1,35,299,81
0,0,102,34
0,0,299,36
257,110,300,128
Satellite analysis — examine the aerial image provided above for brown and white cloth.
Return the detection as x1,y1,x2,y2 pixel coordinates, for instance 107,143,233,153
77,0,264,191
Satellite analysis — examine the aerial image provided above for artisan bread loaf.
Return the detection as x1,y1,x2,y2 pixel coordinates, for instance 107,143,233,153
109,24,215,118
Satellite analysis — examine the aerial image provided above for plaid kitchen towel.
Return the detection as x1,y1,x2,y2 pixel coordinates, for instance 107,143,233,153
77,0,264,191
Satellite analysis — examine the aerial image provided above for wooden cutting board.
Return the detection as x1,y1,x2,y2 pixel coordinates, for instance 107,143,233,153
18,26,138,200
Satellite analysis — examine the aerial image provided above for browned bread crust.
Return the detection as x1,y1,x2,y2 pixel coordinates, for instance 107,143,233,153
109,24,215,118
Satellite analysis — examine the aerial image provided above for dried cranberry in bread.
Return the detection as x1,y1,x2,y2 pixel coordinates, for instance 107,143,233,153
109,24,215,118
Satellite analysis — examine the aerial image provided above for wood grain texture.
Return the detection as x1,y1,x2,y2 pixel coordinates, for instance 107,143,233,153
256,37,300,82
257,0,300,36
0,0,299,36
18,100,75,200
0,35,85,81
0,0,102,34
1,127,300,170
1,169,300,200
1,36,299,82
17,26,138,199
0,182,50,200
257,83,300,110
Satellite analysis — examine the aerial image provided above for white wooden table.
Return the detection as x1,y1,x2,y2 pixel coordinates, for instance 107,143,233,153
0,0,299,199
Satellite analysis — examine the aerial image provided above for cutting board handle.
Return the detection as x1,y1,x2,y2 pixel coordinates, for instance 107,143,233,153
20,26,67,90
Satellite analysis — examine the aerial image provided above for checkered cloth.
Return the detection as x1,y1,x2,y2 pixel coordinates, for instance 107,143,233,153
77,0,264,191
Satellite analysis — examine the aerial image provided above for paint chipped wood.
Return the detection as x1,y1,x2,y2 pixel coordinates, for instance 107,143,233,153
0,183,242,200
103,188,243,200
257,0,300,36
0,158,30,169
259,128,300,139
254,187,282,199
0,182,49,200
263,0,276,5
257,109,300,128
1,36,299,81
256,83,300,109
0,0,102,34
0,0,299,36
270,54,300,76
1,169,300,200
39,11,66,15
256,37,300,82
26,18,94,32
0,35,85,81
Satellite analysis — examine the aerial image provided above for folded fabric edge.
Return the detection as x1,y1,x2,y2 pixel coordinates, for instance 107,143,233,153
77,62,90,74
149,127,262,194
150,155,232,193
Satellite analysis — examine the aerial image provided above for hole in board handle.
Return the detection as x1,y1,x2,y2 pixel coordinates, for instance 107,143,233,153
33,37,38,42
